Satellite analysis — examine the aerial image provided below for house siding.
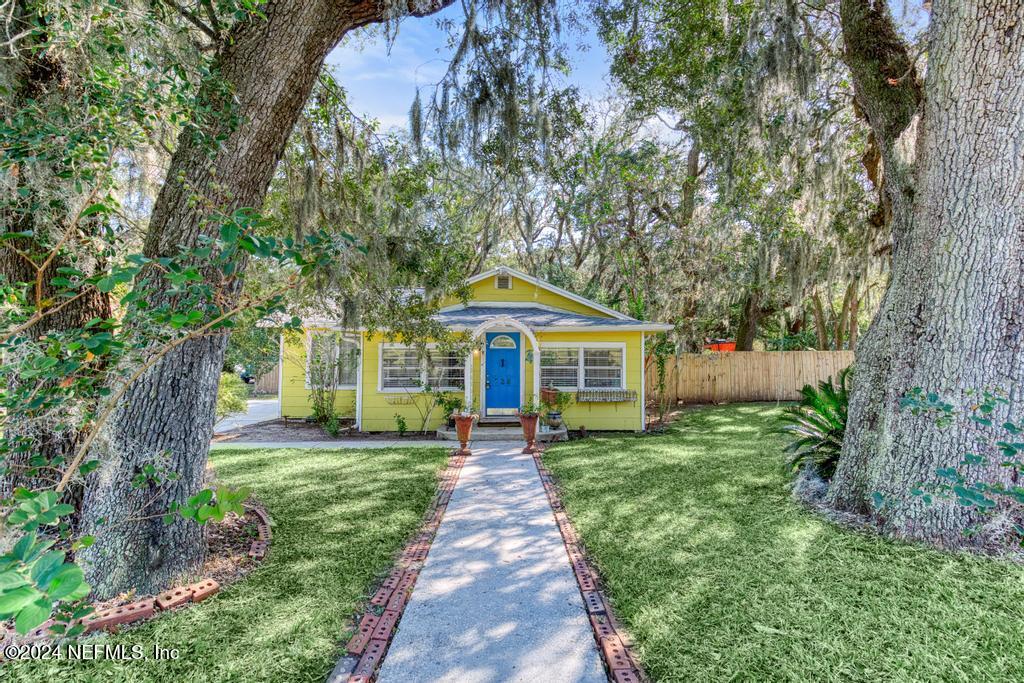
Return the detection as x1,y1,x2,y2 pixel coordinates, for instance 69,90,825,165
532,331,644,432
278,272,648,432
280,329,356,419
440,277,616,318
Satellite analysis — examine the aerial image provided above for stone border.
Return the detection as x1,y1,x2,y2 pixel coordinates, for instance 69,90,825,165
1,503,272,648
334,451,467,683
533,451,647,683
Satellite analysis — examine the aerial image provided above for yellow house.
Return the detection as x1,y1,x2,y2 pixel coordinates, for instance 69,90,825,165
275,267,671,433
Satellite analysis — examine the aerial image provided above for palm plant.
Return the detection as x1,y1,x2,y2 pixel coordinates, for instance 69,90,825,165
775,367,851,479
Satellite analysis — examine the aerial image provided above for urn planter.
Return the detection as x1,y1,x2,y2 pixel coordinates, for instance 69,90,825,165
452,413,478,456
518,413,541,454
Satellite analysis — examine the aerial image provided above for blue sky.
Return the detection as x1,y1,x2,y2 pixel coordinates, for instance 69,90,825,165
325,4,612,132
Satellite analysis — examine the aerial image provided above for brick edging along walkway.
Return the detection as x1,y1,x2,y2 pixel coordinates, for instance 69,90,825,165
1,503,272,649
338,452,467,683
533,451,647,683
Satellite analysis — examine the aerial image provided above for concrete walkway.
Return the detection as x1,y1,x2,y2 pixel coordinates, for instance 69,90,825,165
376,443,605,683
214,398,279,433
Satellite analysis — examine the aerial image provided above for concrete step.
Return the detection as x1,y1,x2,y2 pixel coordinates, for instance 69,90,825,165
437,424,568,442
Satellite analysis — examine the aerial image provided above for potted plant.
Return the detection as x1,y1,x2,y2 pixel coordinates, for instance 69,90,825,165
518,398,542,454
452,401,477,456
438,393,465,428
541,389,573,429
540,387,559,406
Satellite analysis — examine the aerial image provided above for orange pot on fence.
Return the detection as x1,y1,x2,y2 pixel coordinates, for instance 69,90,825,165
452,414,477,456
518,413,540,454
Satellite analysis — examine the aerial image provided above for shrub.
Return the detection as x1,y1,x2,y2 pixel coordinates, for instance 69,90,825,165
216,372,249,419
437,392,464,418
323,413,343,437
775,367,851,480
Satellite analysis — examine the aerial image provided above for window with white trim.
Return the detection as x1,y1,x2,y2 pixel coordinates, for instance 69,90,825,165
540,345,625,390
540,348,579,390
380,347,421,389
379,344,466,392
489,334,517,349
427,349,466,391
583,348,623,388
307,332,359,389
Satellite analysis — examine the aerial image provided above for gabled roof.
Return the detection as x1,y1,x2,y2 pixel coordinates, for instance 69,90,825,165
465,266,634,321
434,305,672,332
262,265,673,332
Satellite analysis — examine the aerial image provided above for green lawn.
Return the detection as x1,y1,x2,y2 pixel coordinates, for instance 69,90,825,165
543,404,1024,682
9,446,448,682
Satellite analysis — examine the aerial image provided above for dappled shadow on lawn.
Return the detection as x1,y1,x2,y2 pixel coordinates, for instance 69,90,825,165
544,404,1024,681
7,447,449,683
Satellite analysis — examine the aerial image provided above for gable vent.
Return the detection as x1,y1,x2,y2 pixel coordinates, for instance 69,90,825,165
495,273,512,290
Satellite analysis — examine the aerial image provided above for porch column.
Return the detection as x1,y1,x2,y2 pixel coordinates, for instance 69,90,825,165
464,352,473,413
532,338,540,407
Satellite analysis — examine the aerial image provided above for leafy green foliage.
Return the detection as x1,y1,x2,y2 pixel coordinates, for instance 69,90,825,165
540,389,572,414
0,531,89,635
775,368,850,479
437,392,465,419
222,311,280,379
169,486,250,525
393,414,408,437
900,388,1024,538
216,372,249,419
519,397,540,416
593,0,885,349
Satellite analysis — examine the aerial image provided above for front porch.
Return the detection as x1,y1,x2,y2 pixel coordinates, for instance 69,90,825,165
436,421,569,442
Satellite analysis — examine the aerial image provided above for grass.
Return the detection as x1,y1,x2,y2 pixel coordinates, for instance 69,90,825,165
543,404,1024,682
8,446,448,682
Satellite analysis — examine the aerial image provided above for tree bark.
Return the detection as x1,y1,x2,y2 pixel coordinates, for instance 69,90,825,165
826,0,1024,549
834,280,856,350
810,291,829,350
77,0,454,598
735,290,762,351
847,286,860,350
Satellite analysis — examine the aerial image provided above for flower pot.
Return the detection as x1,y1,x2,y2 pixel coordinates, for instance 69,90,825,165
518,413,541,454
545,411,563,429
452,413,477,456
540,387,559,406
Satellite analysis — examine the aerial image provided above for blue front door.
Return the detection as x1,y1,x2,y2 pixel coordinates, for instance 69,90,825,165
485,332,520,416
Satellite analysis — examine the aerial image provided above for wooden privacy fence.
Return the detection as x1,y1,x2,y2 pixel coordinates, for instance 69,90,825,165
646,351,855,405
254,365,280,395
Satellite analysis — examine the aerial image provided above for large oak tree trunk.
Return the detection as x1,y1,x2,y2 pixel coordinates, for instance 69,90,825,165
78,0,454,598
826,0,1024,548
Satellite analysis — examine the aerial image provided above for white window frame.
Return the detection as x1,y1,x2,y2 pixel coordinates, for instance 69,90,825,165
304,330,360,390
538,341,627,391
494,272,513,290
377,343,467,394
539,347,581,391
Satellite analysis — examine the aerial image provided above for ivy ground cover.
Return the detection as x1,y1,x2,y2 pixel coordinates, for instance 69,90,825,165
543,404,1024,681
